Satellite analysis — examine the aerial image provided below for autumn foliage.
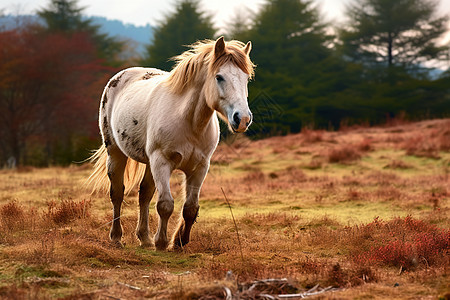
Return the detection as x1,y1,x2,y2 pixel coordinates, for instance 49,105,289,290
0,25,113,166
352,216,449,269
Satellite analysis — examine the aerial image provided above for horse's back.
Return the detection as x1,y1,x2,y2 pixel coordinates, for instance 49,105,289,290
99,67,168,162
105,67,167,94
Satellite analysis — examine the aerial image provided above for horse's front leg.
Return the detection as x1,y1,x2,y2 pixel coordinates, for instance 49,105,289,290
150,152,174,250
172,161,209,250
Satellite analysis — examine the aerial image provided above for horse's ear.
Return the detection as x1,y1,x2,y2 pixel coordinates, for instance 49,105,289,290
214,36,225,57
243,41,252,56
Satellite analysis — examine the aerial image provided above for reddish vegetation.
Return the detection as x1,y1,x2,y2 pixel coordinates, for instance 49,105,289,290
0,26,113,165
46,199,91,224
400,120,450,158
327,145,362,163
300,128,324,143
0,201,27,232
0,119,449,298
352,217,449,269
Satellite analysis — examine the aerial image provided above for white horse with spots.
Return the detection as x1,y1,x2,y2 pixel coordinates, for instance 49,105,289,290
89,37,254,250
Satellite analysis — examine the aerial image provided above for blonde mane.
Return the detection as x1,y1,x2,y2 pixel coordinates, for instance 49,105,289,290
165,39,255,95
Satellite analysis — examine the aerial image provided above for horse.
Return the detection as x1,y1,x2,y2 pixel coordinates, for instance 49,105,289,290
88,37,255,250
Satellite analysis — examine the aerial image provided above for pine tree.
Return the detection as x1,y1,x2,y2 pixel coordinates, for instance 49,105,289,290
141,0,215,71
224,7,253,41
245,0,338,134
249,0,331,76
37,0,123,65
340,0,448,70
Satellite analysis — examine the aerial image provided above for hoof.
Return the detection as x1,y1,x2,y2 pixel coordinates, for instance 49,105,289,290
139,240,155,248
155,239,169,251
169,244,185,252
111,240,124,248
171,238,187,251
137,231,153,248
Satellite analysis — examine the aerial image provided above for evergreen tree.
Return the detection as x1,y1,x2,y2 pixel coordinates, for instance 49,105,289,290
38,0,88,32
224,7,253,41
37,0,123,65
142,0,215,71
245,0,341,134
249,0,331,75
340,0,448,70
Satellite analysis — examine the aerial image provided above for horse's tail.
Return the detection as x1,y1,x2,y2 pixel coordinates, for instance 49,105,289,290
86,144,146,194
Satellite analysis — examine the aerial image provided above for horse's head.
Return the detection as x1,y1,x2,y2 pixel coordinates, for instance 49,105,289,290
206,37,255,133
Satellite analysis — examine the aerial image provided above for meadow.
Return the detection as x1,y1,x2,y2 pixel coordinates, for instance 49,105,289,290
0,119,449,299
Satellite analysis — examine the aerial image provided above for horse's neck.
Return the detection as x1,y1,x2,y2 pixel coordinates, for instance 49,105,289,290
183,84,215,134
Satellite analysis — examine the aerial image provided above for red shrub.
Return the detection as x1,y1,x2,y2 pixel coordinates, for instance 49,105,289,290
402,135,440,158
301,128,324,143
436,121,450,151
328,146,361,163
357,138,373,152
46,199,91,224
0,201,26,231
353,216,449,269
243,170,265,183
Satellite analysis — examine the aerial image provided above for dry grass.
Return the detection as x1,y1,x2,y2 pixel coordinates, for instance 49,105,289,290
327,145,362,163
399,120,450,159
0,119,449,299
46,199,91,224
384,159,413,170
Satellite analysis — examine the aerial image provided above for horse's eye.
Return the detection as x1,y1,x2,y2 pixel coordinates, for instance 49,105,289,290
216,75,224,82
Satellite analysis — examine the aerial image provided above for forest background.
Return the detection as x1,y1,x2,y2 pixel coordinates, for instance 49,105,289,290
0,0,449,166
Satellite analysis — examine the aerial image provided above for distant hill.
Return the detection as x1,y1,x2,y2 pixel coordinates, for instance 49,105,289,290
0,14,153,56
89,16,152,55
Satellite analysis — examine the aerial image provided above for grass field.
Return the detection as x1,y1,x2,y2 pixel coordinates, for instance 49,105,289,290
0,119,449,299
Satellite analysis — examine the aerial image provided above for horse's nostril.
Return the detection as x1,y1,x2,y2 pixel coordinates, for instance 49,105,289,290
233,112,240,125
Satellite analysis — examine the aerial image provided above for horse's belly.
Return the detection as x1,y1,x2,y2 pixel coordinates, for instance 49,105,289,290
113,128,149,163
111,106,149,164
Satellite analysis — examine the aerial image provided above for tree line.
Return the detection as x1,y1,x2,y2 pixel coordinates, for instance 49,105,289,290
0,0,449,166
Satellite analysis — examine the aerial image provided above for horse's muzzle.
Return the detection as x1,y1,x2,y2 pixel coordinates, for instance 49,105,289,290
231,111,252,133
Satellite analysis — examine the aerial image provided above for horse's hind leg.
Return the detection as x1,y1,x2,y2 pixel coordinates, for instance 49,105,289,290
172,162,209,250
136,164,156,247
150,152,174,250
107,146,128,246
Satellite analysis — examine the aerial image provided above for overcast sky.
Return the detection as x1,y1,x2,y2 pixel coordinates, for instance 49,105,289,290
1,0,450,35
2,0,448,27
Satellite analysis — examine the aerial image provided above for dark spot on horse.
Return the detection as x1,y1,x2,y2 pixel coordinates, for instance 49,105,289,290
142,72,154,80
109,78,120,88
108,72,124,88
133,119,138,125
103,116,108,129
102,93,108,108
121,130,128,141
104,139,111,147
107,171,113,179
